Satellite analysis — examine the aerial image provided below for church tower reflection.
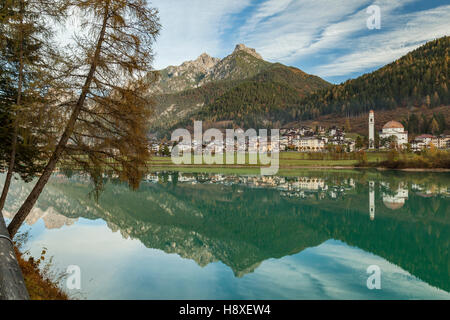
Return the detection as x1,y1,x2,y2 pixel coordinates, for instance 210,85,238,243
369,181,375,221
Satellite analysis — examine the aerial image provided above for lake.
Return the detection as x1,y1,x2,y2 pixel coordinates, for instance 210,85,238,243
1,170,449,299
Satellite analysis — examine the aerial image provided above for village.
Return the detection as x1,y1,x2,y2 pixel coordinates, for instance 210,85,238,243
150,111,450,156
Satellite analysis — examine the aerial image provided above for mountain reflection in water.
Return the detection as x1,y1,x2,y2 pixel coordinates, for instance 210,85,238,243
2,171,449,299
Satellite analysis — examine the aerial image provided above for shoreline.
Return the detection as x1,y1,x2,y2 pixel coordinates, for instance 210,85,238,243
377,167,450,172
14,247,68,300
148,164,450,173
146,150,450,173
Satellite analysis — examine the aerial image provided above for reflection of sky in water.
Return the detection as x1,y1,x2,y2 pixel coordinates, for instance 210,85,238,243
21,218,450,300
3,172,449,300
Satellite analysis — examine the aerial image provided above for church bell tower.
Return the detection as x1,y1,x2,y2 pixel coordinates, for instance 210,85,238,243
369,110,375,149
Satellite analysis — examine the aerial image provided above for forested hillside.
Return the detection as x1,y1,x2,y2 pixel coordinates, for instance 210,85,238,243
194,64,330,128
289,36,449,121
153,37,449,136
151,51,330,134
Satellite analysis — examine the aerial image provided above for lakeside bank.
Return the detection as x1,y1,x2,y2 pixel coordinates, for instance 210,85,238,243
14,247,68,300
146,150,450,173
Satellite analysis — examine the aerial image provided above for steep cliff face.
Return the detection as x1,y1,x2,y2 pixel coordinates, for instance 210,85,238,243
149,53,221,94
233,43,263,60
149,44,269,95
200,44,270,83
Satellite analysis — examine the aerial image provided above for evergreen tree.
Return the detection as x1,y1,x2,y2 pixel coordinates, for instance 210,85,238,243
289,37,449,121
0,0,61,211
430,118,440,135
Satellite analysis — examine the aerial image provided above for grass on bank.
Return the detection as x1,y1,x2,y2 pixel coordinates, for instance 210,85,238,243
377,148,450,169
14,247,68,300
59,150,448,177
147,150,449,175
12,233,68,300
148,151,390,168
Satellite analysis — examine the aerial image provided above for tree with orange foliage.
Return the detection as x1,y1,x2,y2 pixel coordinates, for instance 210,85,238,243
8,0,161,237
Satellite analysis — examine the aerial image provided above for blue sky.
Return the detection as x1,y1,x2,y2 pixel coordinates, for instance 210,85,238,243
150,0,450,83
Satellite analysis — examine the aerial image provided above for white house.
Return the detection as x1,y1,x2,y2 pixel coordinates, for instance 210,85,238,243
379,120,408,148
411,134,450,151
411,134,434,151
295,137,325,151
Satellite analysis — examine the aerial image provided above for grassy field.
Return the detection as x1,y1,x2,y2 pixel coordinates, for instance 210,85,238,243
148,151,392,174
62,151,444,176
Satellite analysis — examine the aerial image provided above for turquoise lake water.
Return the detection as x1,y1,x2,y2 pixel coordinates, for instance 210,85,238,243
2,170,449,299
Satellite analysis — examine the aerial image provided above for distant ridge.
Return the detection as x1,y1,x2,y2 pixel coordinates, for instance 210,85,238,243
149,36,449,136
148,44,330,135
289,36,450,121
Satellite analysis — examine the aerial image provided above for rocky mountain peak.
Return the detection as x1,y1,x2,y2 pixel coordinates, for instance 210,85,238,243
175,52,219,72
147,45,267,95
195,52,220,69
233,44,263,60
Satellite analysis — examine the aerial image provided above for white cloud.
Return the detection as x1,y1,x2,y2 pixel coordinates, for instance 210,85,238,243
237,0,374,62
235,0,449,79
150,0,252,69
53,0,450,79
233,240,450,299
314,4,450,77
239,0,293,36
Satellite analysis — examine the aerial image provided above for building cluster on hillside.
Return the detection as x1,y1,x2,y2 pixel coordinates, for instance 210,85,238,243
369,110,449,151
149,126,356,155
410,134,450,151
148,110,448,155
279,126,354,152
149,139,173,156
